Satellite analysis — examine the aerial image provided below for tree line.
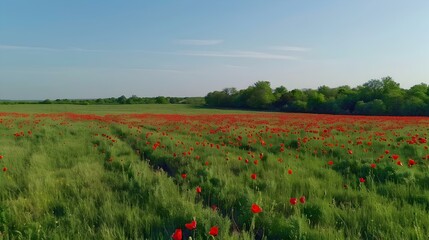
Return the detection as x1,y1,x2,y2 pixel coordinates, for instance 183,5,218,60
205,76,429,116
1,96,205,105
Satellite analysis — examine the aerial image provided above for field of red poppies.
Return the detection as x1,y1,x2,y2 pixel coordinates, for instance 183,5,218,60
1,108,429,239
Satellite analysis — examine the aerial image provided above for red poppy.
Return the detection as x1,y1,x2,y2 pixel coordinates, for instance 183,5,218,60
288,169,293,175
392,154,399,160
209,226,218,236
359,177,365,183
384,150,390,154
327,160,333,166
196,186,202,193
408,159,416,166
0,155,3,159
181,173,187,179
251,203,262,213
171,229,182,240
185,220,197,230
251,173,257,180
299,196,306,204
396,160,403,166
2,167,7,172
290,198,297,205
348,150,353,154
370,163,376,169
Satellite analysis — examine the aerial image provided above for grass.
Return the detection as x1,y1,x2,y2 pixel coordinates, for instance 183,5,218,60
0,106,429,239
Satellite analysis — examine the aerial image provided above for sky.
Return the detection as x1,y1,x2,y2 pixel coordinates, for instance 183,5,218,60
1,0,428,100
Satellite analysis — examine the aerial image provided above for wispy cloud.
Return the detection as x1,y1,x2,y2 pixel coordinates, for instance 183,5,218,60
0,44,108,52
179,50,296,60
0,44,58,51
175,39,224,46
270,46,311,52
126,68,185,73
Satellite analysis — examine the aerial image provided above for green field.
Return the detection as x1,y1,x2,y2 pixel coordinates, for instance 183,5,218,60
0,104,255,114
1,105,429,239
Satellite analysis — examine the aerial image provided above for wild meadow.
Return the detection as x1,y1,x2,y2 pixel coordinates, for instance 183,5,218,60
0,105,428,239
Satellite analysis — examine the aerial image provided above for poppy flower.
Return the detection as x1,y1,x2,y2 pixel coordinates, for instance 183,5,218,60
370,163,376,169
299,196,306,204
185,220,197,230
209,226,218,236
384,150,390,154
0,155,3,159
251,203,262,213
348,150,353,154
290,198,297,205
392,154,399,160
327,160,333,166
359,177,365,183
288,169,293,175
2,167,7,172
171,229,182,240
396,160,403,166
181,173,187,179
408,159,416,166
196,186,202,193
251,173,257,180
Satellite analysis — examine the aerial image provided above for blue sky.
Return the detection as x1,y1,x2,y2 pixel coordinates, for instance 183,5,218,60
1,1,428,100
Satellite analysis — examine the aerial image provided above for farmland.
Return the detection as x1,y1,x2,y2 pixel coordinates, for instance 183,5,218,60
0,105,429,239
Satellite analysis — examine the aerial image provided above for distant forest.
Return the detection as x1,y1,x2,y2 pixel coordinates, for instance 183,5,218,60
0,96,205,105
2,76,429,116
205,76,429,116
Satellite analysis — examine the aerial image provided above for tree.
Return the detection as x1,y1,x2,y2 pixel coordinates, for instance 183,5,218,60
117,95,127,104
245,81,276,109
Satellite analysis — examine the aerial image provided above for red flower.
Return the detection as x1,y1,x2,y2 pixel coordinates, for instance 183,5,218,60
348,150,353,154
290,198,297,205
392,154,399,160
196,186,202,193
181,173,187,179
171,229,182,240
251,203,262,213
2,167,7,172
408,159,416,166
288,169,293,175
396,160,403,166
209,226,218,236
359,177,365,183
384,150,390,154
299,196,306,204
0,155,3,159
370,163,376,169
185,220,197,230
251,173,257,180
327,160,334,166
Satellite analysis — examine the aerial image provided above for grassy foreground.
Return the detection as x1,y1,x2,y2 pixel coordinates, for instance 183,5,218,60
0,106,429,239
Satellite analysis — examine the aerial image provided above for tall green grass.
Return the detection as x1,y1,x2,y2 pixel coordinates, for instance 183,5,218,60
0,110,428,239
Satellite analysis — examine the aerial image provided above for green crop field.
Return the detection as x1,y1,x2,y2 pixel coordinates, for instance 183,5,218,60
1,105,429,239
0,104,255,115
